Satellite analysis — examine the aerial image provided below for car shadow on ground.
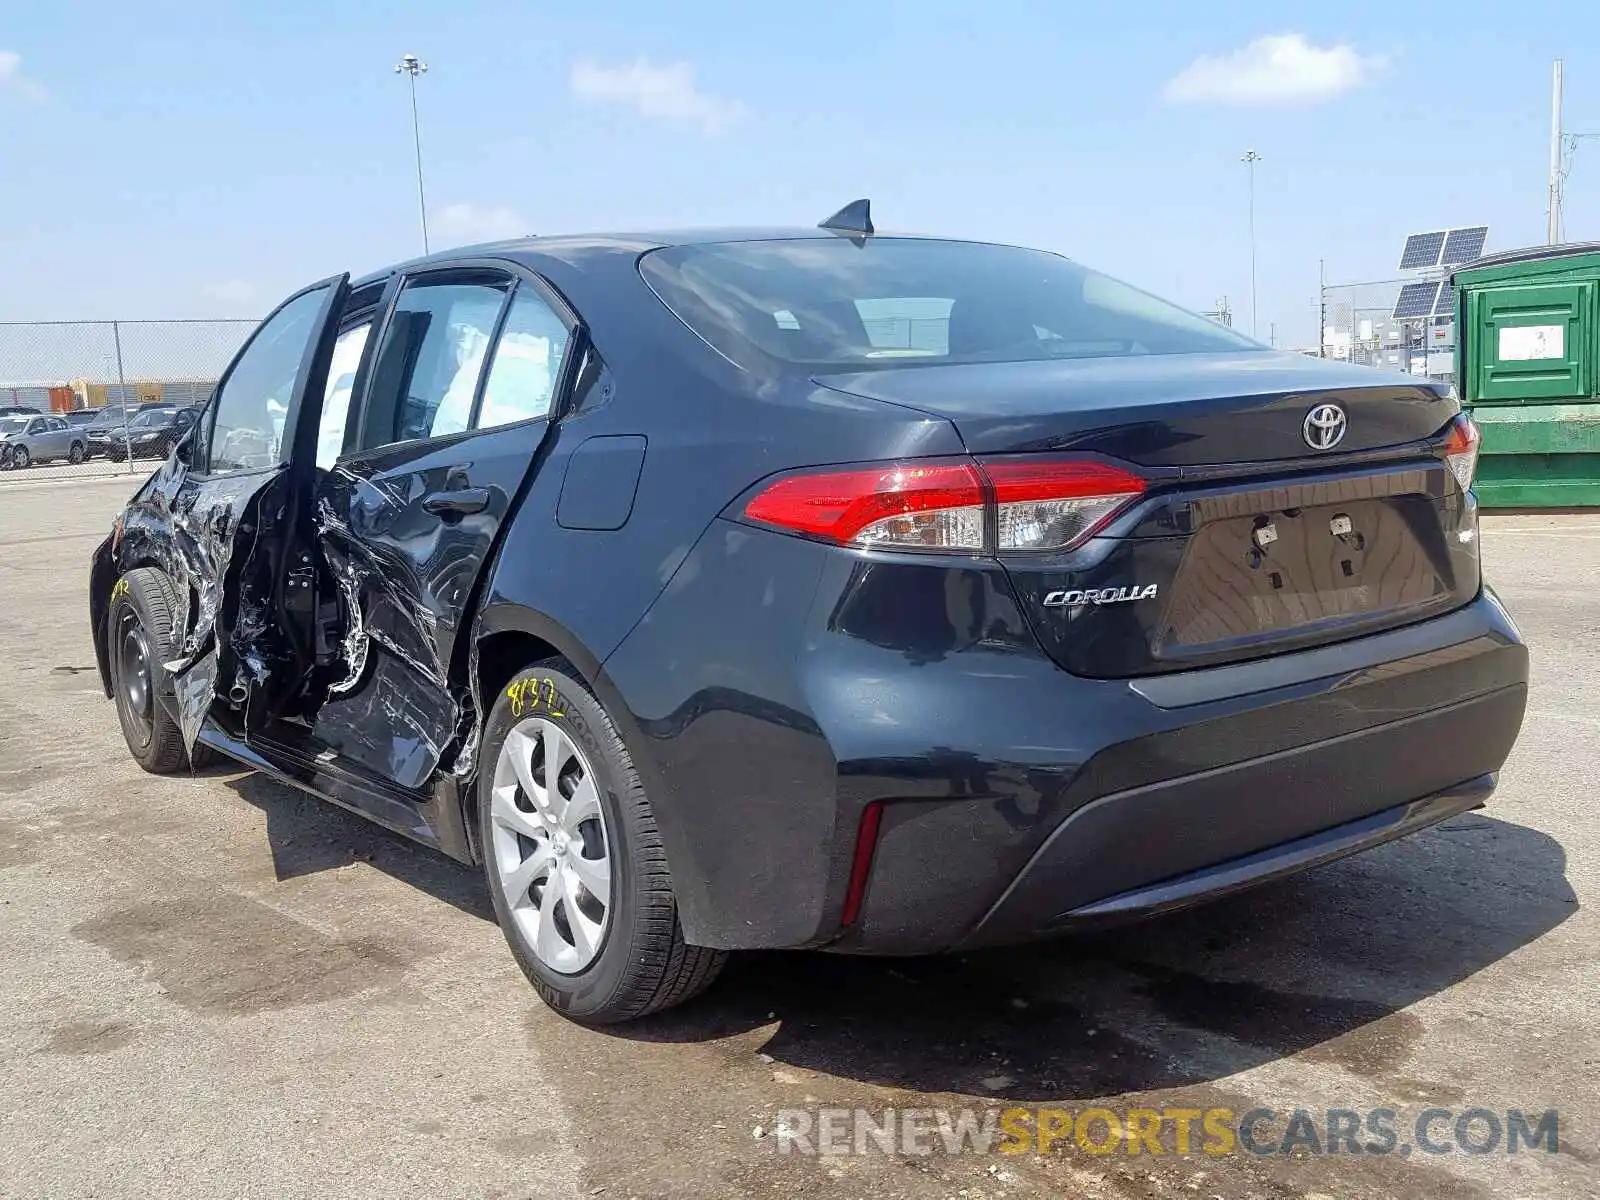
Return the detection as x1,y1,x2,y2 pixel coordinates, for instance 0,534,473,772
220,769,494,923
220,765,1575,1103
614,811,1577,1104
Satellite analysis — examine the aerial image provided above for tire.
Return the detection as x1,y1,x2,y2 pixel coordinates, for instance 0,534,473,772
11,445,28,469
107,568,217,773
68,441,85,464
479,660,727,1024
108,448,126,462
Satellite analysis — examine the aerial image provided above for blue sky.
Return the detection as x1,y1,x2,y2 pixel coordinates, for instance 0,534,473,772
2,1,1596,348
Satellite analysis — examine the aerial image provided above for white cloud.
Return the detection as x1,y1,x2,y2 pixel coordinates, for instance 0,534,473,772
201,280,258,305
570,58,745,134
1163,33,1384,106
434,203,531,244
0,51,46,102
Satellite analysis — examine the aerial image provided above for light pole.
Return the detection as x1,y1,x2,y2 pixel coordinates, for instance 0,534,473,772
395,53,430,254
1242,150,1262,338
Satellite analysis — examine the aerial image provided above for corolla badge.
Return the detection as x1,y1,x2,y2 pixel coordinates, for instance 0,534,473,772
1303,402,1348,450
1043,584,1159,608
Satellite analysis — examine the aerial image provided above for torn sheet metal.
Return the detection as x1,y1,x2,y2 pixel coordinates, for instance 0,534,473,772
308,480,467,786
110,455,285,753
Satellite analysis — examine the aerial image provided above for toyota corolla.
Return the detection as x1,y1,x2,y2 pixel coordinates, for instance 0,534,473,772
87,204,1528,1024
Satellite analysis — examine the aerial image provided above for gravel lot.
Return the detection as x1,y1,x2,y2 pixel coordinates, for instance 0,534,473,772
1,474,1594,1200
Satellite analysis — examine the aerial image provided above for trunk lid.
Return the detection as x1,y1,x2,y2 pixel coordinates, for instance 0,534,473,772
817,352,1478,677
813,350,1455,463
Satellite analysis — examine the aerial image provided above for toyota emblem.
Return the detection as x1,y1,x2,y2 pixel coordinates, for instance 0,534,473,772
1303,403,1348,450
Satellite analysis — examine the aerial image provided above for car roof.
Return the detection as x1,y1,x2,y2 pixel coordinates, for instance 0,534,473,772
350,227,963,290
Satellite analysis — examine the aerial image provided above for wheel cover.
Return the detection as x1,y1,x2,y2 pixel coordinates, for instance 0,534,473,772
115,609,155,746
13,446,27,467
69,443,84,463
490,715,612,974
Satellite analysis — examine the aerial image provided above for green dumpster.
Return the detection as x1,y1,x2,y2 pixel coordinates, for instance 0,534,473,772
1454,242,1600,507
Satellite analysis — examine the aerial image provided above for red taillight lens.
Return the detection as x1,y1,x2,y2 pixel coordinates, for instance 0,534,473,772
980,457,1146,551
1442,415,1481,492
742,455,1146,553
743,460,985,550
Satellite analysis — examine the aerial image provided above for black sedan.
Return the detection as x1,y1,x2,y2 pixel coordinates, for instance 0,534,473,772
91,406,202,461
87,206,1528,1025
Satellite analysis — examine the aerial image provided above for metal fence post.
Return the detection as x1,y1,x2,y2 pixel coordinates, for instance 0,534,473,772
111,319,132,473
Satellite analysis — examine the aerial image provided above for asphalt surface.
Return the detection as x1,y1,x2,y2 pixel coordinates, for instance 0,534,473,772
0,474,1593,1200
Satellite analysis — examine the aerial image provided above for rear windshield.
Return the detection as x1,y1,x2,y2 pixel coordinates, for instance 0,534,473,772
640,238,1259,370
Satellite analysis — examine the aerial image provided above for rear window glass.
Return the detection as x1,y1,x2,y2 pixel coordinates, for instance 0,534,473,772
640,238,1259,369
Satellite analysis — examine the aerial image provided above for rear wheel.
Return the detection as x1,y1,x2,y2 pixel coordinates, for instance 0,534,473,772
108,568,216,773
479,661,726,1024
68,441,85,464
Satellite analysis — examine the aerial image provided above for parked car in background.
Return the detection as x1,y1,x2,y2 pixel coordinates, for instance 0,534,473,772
0,405,41,417
89,214,1528,1026
83,408,137,459
102,406,202,462
0,412,88,468
63,409,103,430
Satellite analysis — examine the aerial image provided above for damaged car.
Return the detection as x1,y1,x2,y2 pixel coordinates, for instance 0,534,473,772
90,208,1529,1025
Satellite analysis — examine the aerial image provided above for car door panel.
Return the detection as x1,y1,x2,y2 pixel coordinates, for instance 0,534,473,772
309,420,553,786
301,268,575,791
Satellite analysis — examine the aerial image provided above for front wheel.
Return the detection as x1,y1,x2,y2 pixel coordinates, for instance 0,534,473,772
108,568,215,773
479,661,726,1024
11,445,29,469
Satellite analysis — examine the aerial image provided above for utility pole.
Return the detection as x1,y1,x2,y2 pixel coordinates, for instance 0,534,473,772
1318,259,1327,359
395,53,431,254
1242,150,1262,338
1548,59,1564,244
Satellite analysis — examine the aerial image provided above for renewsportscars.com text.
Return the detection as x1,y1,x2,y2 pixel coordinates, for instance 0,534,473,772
772,1106,1561,1158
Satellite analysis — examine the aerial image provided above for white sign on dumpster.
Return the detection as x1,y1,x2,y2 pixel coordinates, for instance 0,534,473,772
1498,324,1565,361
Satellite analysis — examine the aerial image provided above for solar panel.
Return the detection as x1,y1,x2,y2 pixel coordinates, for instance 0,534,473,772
1432,284,1457,318
1393,281,1441,319
1399,231,1447,270
1441,226,1489,265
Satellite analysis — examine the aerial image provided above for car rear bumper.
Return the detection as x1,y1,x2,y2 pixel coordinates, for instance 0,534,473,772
997,773,1495,934
834,600,1526,955
604,521,1529,954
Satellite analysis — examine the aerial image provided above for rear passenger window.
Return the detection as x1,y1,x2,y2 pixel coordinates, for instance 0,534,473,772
358,279,509,451
477,286,572,429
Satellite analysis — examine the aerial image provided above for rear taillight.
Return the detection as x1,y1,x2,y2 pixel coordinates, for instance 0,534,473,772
980,458,1146,552
742,460,985,550
1442,415,1481,492
742,456,1145,554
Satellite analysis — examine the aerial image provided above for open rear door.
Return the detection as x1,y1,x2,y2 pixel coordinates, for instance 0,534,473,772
107,274,351,752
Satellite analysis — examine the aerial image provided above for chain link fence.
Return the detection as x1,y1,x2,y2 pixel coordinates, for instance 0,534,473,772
1319,278,1457,383
0,319,258,482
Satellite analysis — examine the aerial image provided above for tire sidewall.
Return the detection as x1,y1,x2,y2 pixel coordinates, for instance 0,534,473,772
108,585,164,757
478,664,646,1020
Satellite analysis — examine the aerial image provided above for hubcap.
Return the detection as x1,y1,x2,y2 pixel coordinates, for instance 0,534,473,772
490,715,612,974
116,612,154,744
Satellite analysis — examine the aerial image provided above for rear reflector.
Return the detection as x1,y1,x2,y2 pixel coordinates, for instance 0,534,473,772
743,456,1146,554
981,458,1146,552
743,460,984,550
1442,415,1481,492
840,801,884,928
